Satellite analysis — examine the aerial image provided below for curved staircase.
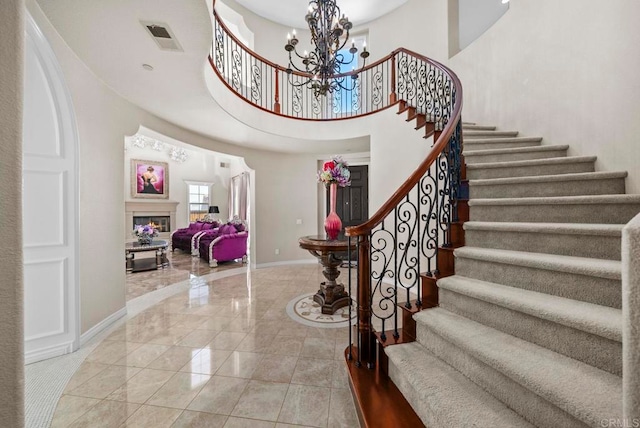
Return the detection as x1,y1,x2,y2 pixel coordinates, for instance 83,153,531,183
384,124,640,427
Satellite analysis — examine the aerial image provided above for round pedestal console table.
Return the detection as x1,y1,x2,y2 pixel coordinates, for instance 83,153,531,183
298,235,357,315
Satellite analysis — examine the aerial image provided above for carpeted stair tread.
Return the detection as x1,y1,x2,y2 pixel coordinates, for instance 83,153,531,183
469,193,640,207
469,171,627,186
464,144,570,156
437,275,622,341
463,221,624,236
466,155,597,170
455,246,621,280
464,130,519,138
386,342,535,428
414,308,623,426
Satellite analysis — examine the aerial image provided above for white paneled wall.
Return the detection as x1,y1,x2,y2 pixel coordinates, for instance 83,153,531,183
23,15,79,364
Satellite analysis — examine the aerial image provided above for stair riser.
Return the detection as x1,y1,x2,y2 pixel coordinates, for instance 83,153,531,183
455,257,621,308
467,161,595,180
414,326,586,428
464,229,621,260
464,141,541,151
469,202,640,224
469,177,626,199
464,132,519,138
462,125,496,131
387,362,435,427
464,149,567,164
439,289,622,375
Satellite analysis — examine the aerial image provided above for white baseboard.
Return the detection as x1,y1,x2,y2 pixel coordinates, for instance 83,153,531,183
255,259,317,269
25,341,74,365
80,307,127,347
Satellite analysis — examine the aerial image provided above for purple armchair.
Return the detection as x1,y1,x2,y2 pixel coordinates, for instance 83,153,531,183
170,221,220,255
198,223,248,267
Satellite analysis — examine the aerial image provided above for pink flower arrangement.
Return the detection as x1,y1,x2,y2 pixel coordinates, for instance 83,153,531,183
318,156,351,187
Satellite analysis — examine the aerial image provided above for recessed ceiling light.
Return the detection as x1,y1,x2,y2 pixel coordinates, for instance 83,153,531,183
142,64,154,71
502,0,510,3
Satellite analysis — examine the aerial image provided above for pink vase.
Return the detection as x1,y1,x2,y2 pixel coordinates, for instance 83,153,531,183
325,183,342,240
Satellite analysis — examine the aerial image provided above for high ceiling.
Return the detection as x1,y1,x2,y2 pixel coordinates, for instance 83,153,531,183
233,0,407,28
33,0,405,154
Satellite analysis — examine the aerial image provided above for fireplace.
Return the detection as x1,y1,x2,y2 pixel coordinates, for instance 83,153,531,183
125,201,179,240
133,216,170,232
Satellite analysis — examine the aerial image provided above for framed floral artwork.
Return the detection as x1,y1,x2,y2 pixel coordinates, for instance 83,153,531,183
131,159,169,199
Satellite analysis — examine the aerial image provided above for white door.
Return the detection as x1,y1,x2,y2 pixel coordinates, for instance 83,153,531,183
22,15,79,364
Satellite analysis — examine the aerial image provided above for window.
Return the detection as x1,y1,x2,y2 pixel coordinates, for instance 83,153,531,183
188,183,211,222
333,35,367,115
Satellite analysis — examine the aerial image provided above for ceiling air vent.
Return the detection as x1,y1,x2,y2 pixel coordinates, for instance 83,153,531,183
220,162,230,168
140,21,183,52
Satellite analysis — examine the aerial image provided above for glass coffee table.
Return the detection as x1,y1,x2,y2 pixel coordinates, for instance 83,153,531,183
125,240,169,273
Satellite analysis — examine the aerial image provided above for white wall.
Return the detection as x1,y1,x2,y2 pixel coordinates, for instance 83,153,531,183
449,0,640,193
458,0,509,51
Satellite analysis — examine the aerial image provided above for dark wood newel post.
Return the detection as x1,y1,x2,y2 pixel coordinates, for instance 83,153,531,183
357,234,374,366
274,69,281,113
390,55,397,104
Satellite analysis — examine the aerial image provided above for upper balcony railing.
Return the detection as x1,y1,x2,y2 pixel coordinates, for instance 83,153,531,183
210,2,455,125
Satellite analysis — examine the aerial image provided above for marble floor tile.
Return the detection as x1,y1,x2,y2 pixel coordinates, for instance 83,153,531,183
196,317,235,331
251,355,297,383
106,368,174,403
216,351,264,379
224,317,258,333
50,263,360,428
207,331,248,351
187,375,248,415
264,336,306,357
84,341,143,365
278,384,331,428
291,358,335,388
63,362,110,393
147,346,202,371
327,388,359,428
331,361,350,390
66,365,141,400
179,348,233,375
146,372,211,409
300,338,336,360
225,417,276,428
67,399,140,428
176,329,220,348
113,343,171,368
230,380,289,422
50,395,100,428
235,334,277,353
172,410,228,428
121,404,182,427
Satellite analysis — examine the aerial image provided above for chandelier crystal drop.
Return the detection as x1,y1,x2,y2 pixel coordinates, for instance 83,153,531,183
284,0,369,97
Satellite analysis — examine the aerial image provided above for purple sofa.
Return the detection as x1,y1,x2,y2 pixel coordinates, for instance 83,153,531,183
197,222,248,267
170,221,220,255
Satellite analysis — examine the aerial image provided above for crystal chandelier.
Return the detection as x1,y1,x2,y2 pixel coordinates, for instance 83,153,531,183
284,0,369,97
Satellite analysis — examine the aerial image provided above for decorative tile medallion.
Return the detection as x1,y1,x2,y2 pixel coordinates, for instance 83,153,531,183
286,292,356,329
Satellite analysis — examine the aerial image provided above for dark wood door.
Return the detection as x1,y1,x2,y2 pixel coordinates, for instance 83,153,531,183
327,165,369,241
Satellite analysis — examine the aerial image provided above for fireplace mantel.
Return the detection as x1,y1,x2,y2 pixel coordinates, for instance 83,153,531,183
125,200,180,239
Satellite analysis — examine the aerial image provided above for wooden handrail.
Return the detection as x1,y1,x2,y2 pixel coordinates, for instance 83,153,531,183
345,54,463,237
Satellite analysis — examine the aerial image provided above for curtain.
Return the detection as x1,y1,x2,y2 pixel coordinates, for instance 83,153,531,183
229,172,249,221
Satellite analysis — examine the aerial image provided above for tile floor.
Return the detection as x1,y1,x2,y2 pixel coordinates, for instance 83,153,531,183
52,256,359,428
